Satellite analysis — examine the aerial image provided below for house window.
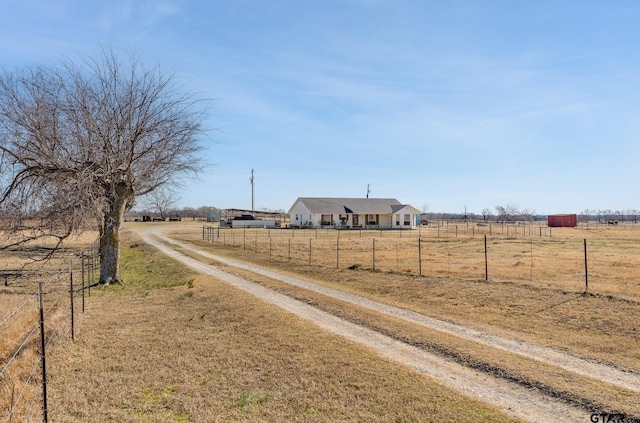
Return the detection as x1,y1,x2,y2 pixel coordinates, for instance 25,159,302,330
404,214,411,225
321,214,331,225
395,214,400,226
367,214,377,225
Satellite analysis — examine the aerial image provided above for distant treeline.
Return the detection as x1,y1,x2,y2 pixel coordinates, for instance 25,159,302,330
424,206,639,223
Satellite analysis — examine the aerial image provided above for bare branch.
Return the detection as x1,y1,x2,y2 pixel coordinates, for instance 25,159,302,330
0,47,211,280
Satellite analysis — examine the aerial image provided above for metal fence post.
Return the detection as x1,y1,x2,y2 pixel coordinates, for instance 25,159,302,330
372,238,376,271
89,254,93,297
418,238,422,276
38,282,48,423
584,239,588,292
70,259,74,342
81,255,85,313
484,235,489,282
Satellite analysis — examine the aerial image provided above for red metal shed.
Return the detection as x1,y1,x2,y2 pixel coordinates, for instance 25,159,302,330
547,214,577,227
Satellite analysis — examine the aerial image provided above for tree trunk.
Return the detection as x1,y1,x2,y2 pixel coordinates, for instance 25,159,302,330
99,183,133,284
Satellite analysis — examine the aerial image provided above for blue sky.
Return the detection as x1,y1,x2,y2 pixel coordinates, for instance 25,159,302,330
1,1,639,215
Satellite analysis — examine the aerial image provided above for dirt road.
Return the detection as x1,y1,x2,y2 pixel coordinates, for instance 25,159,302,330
140,227,635,422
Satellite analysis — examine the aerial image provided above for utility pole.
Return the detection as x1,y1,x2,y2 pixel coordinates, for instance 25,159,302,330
250,168,255,213
366,184,371,198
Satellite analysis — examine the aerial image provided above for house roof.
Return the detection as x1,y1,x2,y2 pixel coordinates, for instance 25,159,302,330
289,197,419,215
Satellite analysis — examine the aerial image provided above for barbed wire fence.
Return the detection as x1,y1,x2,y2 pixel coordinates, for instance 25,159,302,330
202,224,640,299
1,243,98,423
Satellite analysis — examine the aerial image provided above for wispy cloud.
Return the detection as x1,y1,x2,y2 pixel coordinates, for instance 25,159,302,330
2,0,640,212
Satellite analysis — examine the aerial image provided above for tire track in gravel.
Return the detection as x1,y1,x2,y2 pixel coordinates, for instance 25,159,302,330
138,228,596,422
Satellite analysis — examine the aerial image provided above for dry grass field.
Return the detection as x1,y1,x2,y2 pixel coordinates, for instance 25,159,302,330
169,222,640,417
3,221,640,421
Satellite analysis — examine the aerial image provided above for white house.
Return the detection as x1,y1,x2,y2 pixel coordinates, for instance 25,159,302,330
287,197,422,229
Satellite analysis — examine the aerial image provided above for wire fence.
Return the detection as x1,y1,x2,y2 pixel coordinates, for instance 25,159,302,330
0,246,98,423
202,223,640,299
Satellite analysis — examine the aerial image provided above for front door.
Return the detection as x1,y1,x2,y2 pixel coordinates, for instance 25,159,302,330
353,214,359,226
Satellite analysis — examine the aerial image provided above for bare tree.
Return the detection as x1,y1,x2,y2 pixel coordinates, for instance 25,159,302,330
520,208,535,222
142,186,180,221
0,47,209,284
580,209,592,225
495,206,507,222
495,204,519,222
